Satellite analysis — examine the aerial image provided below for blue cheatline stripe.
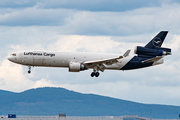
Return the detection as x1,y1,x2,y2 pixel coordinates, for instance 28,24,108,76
120,56,153,70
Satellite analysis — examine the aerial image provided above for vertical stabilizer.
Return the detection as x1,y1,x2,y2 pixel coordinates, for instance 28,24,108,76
145,31,168,49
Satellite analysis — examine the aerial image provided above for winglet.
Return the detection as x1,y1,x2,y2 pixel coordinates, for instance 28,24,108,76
123,50,131,57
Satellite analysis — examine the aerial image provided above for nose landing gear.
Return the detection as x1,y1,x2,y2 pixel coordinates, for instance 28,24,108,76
28,66,31,74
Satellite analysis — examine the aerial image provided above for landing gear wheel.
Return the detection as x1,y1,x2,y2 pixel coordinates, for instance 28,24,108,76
91,72,100,77
28,70,31,74
91,72,95,77
28,66,31,74
95,72,100,77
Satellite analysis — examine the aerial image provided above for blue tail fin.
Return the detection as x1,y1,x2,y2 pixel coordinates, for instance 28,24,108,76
145,31,168,49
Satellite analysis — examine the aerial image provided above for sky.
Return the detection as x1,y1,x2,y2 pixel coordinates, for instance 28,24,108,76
1,0,180,106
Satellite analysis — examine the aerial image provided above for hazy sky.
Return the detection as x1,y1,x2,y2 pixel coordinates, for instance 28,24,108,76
1,0,180,106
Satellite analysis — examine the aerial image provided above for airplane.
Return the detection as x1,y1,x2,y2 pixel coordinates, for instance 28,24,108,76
7,31,171,77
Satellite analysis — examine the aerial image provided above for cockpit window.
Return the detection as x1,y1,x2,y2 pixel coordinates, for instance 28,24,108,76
11,53,16,56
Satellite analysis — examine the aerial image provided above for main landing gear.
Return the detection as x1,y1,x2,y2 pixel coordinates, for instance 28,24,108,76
28,66,31,74
90,65,104,77
91,71,100,77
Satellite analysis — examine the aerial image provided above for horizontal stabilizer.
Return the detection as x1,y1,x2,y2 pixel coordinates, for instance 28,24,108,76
142,56,163,63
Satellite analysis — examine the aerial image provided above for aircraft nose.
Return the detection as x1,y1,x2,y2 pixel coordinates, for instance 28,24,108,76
7,53,18,63
7,56,13,62
7,56,16,62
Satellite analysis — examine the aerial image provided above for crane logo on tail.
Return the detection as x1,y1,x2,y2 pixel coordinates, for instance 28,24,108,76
152,37,162,47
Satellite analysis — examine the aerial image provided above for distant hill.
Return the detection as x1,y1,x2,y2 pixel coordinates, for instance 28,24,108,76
0,87,180,119
0,90,14,95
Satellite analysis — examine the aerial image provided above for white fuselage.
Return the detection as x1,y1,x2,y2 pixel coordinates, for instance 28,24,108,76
8,50,133,71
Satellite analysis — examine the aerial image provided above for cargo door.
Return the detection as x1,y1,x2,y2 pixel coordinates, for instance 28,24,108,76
19,52,33,65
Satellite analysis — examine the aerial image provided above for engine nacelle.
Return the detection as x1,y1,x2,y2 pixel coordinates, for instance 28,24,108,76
134,46,171,57
69,62,86,72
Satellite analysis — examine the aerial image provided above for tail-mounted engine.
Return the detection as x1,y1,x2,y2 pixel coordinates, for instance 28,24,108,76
134,46,171,57
69,62,87,72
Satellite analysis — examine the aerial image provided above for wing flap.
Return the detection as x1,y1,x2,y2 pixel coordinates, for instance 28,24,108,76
84,50,131,65
83,56,123,65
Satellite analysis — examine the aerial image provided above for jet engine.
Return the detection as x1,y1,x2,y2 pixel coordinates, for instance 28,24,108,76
69,62,86,72
134,46,171,57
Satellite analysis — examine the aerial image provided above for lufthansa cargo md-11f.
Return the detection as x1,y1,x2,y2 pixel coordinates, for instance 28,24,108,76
8,31,171,77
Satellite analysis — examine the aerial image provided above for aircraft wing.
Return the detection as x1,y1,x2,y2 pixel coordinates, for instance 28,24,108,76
142,56,163,63
84,50,131,66
84,56,123,65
